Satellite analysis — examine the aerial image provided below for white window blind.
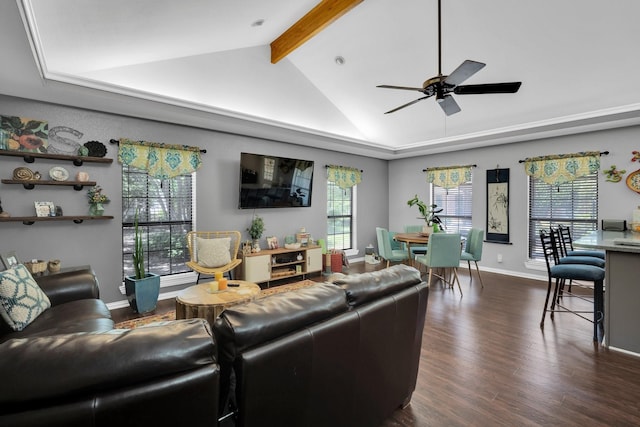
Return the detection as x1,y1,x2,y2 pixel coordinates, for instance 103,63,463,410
528,172,598,260
431,181,473,235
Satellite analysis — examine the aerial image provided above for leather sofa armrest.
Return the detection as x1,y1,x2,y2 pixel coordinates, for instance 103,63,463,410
0,319,217,405
35,266,100,306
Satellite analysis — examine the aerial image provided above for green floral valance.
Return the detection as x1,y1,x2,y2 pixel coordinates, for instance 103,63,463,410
327,165,362,189
425,165,473,189
118,138,202,179
523,151,601,185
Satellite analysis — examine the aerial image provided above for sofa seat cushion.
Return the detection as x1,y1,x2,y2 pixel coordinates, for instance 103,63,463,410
214,283,348,358
332,264,422,306
0,299,113,342
0,264,51,331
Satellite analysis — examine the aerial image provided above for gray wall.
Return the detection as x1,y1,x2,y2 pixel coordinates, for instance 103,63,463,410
389,126,640,280
0,94,388,304
3,93,640,304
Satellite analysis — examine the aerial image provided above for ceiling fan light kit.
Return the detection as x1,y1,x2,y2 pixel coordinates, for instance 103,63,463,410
377,0,522,116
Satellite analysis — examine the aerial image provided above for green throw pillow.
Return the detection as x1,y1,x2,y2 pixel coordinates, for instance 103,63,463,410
0,264,51,331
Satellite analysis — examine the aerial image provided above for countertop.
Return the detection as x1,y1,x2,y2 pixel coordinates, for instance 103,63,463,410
574,230,640,253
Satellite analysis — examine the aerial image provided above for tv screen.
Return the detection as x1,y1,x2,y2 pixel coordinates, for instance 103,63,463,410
239,152,314,209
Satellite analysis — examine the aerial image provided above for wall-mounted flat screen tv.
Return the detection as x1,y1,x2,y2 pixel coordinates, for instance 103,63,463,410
239,152,314,209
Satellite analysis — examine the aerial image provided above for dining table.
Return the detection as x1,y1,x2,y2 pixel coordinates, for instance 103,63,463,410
393,232,430,267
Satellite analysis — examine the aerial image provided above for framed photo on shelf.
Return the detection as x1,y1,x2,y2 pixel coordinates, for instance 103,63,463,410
267,236,279,249
34,201,55,217
1,251,19,270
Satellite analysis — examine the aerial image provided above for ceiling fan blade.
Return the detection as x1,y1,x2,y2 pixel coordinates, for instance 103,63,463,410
454,82,522,95
384,96,431,114
437,95,461,116
377,84,424,92
444,60,486,86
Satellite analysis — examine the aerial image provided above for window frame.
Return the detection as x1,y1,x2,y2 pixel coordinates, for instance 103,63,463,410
326,181,356,252
121,166,197,287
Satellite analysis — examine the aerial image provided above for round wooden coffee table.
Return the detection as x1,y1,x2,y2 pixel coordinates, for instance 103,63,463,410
175,280,261,327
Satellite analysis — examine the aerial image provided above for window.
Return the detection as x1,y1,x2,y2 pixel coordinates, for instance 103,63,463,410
122,166,194,280
431,181,473,235
327,181,353,250
528,172,598,260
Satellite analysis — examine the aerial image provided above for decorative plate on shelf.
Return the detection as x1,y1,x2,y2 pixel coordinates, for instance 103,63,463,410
83,140,107,157
49,166,69,181
626,169,640,194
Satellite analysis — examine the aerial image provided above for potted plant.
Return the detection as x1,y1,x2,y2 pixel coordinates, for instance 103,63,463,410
247,215,265,252
124,211,160,313
407,195,445,233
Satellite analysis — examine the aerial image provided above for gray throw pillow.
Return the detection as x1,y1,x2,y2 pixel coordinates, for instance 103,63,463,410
197,237,231,267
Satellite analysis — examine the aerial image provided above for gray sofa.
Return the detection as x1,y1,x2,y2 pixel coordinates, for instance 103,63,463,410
213,263,429,427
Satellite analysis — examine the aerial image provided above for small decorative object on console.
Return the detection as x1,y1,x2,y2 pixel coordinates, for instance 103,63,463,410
24,260,47,275
47,259,61,273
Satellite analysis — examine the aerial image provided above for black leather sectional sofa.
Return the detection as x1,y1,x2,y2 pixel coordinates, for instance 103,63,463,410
1,264,428,427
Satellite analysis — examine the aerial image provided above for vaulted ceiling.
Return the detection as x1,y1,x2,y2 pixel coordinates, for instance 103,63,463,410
8,0,640,159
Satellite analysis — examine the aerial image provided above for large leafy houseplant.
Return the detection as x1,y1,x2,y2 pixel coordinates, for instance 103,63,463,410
407,195,445,231
125,211,160,313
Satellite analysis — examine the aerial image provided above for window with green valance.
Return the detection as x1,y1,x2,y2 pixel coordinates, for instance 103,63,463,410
326,165,362,189
523,151,601,186
117,138,202,179
425,165,473,189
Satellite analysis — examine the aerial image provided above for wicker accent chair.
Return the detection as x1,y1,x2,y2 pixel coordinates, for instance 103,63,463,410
186,231,242,283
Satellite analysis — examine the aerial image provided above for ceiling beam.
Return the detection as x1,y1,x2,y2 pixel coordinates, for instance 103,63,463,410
270,0,364,64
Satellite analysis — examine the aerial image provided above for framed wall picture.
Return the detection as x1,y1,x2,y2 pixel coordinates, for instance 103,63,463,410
486,169,510,243
1,251,19,270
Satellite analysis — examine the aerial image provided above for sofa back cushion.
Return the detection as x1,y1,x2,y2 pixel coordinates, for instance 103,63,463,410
214,283,347,358
331,263,422,306
0,264,51,331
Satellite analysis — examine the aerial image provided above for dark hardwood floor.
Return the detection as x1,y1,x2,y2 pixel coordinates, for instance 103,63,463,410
110,263,640,425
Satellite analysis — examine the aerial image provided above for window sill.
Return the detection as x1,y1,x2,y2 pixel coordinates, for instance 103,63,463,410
524,259,546,272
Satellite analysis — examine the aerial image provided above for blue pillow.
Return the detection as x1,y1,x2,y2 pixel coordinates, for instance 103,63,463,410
0,264,51,331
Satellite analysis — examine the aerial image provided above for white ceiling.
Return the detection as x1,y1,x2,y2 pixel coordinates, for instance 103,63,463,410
12,0,640,159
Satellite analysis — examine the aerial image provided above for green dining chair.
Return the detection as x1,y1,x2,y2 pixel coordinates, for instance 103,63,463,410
404,224,428,256
460,228,485,287
416,232,463,295
376,227,409,268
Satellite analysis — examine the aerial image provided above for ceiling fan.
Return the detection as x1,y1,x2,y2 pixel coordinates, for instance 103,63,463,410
377,0,522,116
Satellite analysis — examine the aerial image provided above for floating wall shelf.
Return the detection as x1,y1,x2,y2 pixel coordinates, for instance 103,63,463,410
0,216,114,226
1,179,97,190
0,149,113,166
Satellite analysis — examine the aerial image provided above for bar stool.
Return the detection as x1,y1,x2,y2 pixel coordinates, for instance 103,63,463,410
557,225,605,260
539,229,605,342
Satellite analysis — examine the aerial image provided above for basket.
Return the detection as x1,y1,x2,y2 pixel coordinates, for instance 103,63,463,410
24,260,47,275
